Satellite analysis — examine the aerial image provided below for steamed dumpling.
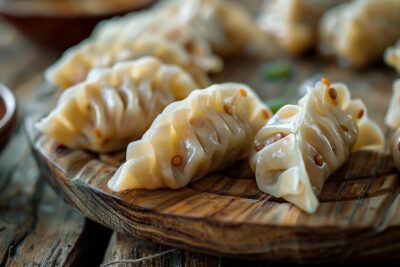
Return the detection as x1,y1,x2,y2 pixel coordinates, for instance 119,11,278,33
37,57,198,153
45,1,220,89
385,80,400,128
93,3,223,74
258,0,346,55
385,41,400,73
179,0,265,56
45,32,211,89
319,0,400,67
249,79,384,213
108,83,272,191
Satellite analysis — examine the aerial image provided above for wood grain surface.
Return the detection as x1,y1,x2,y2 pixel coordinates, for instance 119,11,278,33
3,0,400,264
27,52,400,262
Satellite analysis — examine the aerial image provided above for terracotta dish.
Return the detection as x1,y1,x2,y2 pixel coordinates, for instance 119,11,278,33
0,84,17,152
0,0,156,49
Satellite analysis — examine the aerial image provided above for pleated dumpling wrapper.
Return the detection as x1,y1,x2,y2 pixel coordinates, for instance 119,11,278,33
319,0,400,68
384,41,400,74
258,0,346,56
108,83,272,191
45,2,219,89
45,33,211,90
385,80,400,129
95,0,265,56
249,79,384,213
179,0,266,56
36,57,198,153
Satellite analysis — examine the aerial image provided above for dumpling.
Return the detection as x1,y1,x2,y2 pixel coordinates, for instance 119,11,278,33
36,57,198,153
319,0,400,68
45,33,211,90
258,0,347,55
96,0,266,56
93,4,223,74
249,79,384,213
45,1,221,89
384,41,400,73
385,80,400,128
179,0,266,56
108,83,272,191
390,128,400,170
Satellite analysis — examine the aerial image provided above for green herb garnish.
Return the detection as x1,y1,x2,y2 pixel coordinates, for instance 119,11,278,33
260,60,291,81
265,99,287,114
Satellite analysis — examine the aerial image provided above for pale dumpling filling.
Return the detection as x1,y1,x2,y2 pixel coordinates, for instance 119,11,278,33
36,57,198,153
385,41,400,74
108,83,272,191
258,0,346,55
249,79,384,213
319,0,400,68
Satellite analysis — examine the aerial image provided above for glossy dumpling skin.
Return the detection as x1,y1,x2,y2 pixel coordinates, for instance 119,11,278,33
108,83,272,191
319,0,400,68
45,1,219,89
37,57,198,153
249,80,384,213
385,41,400,73
180,0,265,56
390,128,400,170
258,0,346,55
93,4,223,75
385,80,400,129
45,33,211,89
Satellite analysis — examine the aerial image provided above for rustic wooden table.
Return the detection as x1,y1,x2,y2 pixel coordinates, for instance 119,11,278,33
1,7,399,266
0,15,308,267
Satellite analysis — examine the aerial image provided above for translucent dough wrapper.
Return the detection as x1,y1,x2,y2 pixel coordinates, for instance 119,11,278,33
385,41,400,73
45,33,211,89
319,0,400,68
108,83,272,191
93,3,223,74
385,80,400,129
250,81,384,213
390,128,400,170
37,57,198,153
258,0,346,55
97,0,265,56
179,0,265,56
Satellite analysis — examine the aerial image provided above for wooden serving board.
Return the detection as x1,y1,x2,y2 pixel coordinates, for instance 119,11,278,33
26,56,400,263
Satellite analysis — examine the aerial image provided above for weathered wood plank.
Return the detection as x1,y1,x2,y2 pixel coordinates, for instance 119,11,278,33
0,22,113,266
102,232,220,267
5,185,85,266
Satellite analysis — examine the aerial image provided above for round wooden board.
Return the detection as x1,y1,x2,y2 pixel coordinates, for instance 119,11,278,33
26,56,400,263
